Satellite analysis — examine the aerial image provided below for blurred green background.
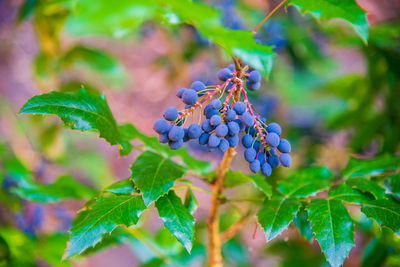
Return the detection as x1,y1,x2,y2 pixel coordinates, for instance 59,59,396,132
0,0,399,266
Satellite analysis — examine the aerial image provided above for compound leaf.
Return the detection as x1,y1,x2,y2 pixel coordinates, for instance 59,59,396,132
131,151,185,206
278,167,333,198
289,0,369,42
329,183,373,205
346,177,386,199
307,199,354,267
184,189,198,215
63,193,146,258
120,123,211,175
155,190,195,252
342,155,400,179
12,175,96,203
257,197,301,241
361,199,400,236
19,89,132,155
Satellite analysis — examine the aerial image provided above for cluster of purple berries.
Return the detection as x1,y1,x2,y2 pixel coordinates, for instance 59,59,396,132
153,63,292,177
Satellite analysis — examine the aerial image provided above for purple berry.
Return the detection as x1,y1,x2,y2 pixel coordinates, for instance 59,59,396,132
244,148,257,162
163,107,178,121
233,101,246,115
280,153,292,167
153,119,169,134
242,134,253,148
210,115,222,126
266,132,280,147
208,134,220,148
278,139,291,153
215,124,228,137
182,89,198,105
188,124,202,139
249,160,261,173
267,122,282,136
168,125,184,141
261,163,272,176
218,139,229,152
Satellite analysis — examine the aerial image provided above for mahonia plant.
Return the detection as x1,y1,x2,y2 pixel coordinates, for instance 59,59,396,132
154,63,292,177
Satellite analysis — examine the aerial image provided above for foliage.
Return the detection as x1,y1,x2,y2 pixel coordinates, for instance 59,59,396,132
1,0,400,266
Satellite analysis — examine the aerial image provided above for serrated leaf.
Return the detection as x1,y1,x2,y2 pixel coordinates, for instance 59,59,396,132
293,206,314,242
120,123,211,175
155,190,195,252
289,0,369,42
11,175,96,203
63,193,146,258
342,155,400,179
131,151,185,206
105,178,137,195
249,174,272,197
307,199,354,267
257,197,300,241
329,183,373,204
346,177,386,199
19,89,132,155
278,167,333,198
361,199,400,236
184,189,198,214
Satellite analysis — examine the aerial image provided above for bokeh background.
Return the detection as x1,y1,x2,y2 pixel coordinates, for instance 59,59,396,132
1,0,400,266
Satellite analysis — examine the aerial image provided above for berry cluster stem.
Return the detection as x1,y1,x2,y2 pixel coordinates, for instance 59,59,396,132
240,85,268,146
206,84,241,267
178,80,231,119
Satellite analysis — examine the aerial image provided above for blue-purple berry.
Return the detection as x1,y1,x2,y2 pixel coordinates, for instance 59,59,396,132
153,119,169,134
267,122,282,136
244,148,257,162
215,124,228,137
266,132,280,147
164,107,179,121
182,89,198,105
233,101,246,115
278,139,291,153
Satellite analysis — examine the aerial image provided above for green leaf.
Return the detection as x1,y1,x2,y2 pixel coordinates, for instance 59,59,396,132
61,45,125,86
17,0,38,22
278,167,333,198
346,177,386,199
155,190,195,252
223,170,251,188
361,199,400,236
307,199,354,267
249,174,272,197
63,193,146,258
199,26,274,76
131,151,185,206
293,206,314,242
329,183,373,204
184,189,198,215
120,123,211,175
105,178,137,195
66,0,275,75
289,0,369,42
19,89,132,155
257,197,301,241
342,155,400,179
11,175,96,203
388,174,400,199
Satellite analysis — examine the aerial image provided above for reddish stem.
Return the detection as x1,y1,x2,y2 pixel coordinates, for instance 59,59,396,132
252,0,287,34
240,84,268,146
178,80,231,119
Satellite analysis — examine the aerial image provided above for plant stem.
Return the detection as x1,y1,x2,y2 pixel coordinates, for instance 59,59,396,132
206,83,241,267
252,0,287,34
